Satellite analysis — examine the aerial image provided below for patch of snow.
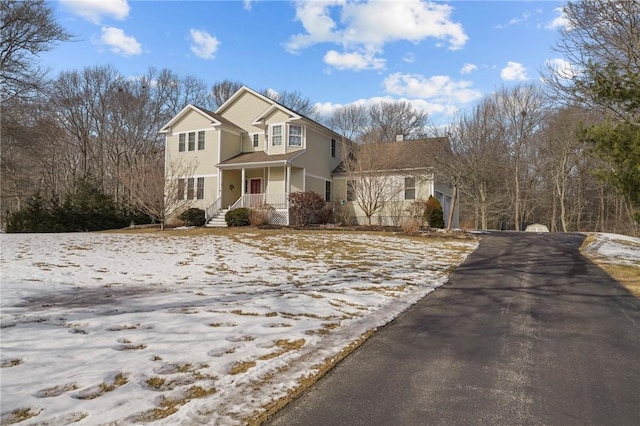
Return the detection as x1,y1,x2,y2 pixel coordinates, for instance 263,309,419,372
584,232,640,267
0,231,476,425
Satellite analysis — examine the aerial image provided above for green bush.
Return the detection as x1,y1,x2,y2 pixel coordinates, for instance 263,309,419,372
5,178,128,233
178,208,206,226
225,208,250,226
424,195,445,228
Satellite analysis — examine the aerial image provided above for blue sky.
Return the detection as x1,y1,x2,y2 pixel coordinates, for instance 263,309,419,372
44,0,571,124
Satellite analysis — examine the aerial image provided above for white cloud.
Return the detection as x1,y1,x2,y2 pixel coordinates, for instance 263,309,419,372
323,50,385,71
383,72,482,104
461,63,478,75
61,0,130,24
495,11,531,29
286,0,468,70
189,29,220,60
500,61,528,81
402,52,416,63
546,7,571,30
243,0,254,11
545,58,576,80
99,26,141,56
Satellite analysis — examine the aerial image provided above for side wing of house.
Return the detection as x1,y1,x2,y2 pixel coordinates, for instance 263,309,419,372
160,105,243,214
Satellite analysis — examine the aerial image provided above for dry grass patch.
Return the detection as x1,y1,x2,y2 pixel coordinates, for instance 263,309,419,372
0,358,23,368
1,407,42,424
259,339,306,360
229,360,257,375
75,373,128,400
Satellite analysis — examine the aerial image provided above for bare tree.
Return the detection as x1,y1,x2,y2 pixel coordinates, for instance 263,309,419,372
0,0,72,101
123,155,197,230
544,0,640,122
342,137,404,225
327,104,368,142
492,84,548,230
211,79,243,108
446,98,509,229
368,101,429,142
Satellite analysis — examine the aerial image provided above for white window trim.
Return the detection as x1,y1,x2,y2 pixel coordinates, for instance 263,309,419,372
271,124,284,147
288,124,304,147
404,176,416,200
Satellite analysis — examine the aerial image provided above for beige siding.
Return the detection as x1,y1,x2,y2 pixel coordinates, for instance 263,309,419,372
220,129,242,162
305,175,325,196
219,91,271,134
267,167,285,194
294,127,341,179
243,132,265,152
290,168,304,193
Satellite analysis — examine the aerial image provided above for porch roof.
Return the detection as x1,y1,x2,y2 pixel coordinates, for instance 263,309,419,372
217,150,304,169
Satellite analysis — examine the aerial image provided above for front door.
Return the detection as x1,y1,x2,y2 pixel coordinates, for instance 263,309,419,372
250,179,262,194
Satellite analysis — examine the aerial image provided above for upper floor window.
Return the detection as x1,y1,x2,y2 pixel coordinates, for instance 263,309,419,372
197,131,205,150
289,125,302,146
404,176,416,200
253,134,259,147
178,134,185,152
272,125,283,146
188,132,196,151
331,138,336,157
325,181,331,202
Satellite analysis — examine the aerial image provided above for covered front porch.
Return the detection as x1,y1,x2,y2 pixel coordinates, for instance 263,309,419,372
206,154,305,225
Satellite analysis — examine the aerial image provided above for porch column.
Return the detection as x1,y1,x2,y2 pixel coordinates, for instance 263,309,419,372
286,164,291,195
241,168,246,203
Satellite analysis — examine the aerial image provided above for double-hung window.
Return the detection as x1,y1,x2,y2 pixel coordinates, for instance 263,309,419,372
188,132,196,151
197,131,205,150
253,134,259,148
271,125,283,146
178,134,186,152
404,177,416,200
289,125,302,146
325,181,331,202
196,177,204,199
331,138,336,157
187,178,195,199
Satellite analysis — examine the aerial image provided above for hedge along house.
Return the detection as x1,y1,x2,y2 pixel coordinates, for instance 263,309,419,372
159,86,345,226
332,137,459,228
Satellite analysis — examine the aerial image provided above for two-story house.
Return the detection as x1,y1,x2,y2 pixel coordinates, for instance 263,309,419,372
159,86,344,225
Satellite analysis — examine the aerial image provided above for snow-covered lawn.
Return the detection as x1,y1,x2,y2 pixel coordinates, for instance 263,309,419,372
0,229,477,425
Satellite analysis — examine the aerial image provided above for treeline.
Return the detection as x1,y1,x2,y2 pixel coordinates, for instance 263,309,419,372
1,0,638,235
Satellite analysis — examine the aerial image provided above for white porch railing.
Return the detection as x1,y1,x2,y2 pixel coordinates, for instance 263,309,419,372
229,193,289,210
205,197,223,221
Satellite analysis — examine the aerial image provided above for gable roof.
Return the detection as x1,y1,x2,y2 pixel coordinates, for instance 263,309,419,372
158,104,244,134
216,85,347,142
332,137,449,174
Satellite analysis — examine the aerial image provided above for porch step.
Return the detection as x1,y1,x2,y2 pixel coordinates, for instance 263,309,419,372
205,209,228,228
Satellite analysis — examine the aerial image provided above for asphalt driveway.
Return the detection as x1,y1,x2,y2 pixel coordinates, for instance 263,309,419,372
267,232,640,425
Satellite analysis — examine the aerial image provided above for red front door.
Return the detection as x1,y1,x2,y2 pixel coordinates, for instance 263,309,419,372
250,179,261,194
